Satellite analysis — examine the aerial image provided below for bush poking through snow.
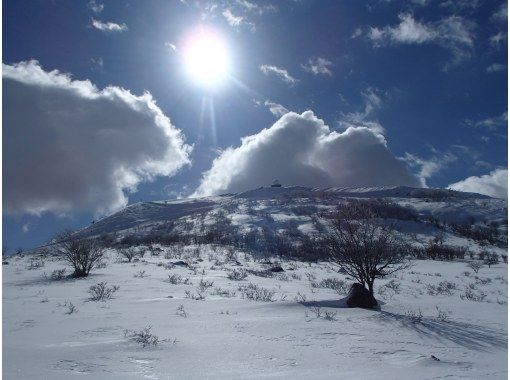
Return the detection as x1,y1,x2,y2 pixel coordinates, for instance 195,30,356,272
426,281,457,296
54,231,104,278
88,281,119,301
238,283,276,302
134,270,147,278
405,309,423,323
119,247,138,263
198,278,214,292
62,301,78,315
435,306,450,322
311,278,348,295
26,258,45,270
167,274,190,285
44,268,67,281
460,287,487,302
227,269,248,281
124,326,159,348
467,261,483,274
176,304,187,318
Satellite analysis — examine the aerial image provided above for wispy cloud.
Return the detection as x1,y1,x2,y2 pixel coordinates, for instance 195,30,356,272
88,0,104,13
91,18,128,32
486,63,506,73
402,150,458,186
301,57,333,76
165,42,177,52
338,87,386,135
222,9,244,26
367,13,475,69
464,112,507,131
260,64,297,85
263,100,289,117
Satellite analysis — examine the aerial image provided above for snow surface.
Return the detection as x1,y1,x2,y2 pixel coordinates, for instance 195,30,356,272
5,186,507,378
3,248,508,379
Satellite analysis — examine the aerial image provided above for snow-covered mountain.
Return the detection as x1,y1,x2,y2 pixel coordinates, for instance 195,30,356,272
76,186,507,257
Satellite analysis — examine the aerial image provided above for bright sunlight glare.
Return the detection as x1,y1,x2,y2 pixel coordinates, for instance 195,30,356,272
182,27,230,87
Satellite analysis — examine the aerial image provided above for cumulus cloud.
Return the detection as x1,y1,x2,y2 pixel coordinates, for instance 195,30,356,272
448,168,508,199
368,13,475,68
92,18,128,32
260,65,297,85
301,57,333,76
4,60,191,216
194,111,421,196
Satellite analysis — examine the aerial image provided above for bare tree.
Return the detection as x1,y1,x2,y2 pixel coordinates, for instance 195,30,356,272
119,247,138,263
326,205,409,295
54,231,104,278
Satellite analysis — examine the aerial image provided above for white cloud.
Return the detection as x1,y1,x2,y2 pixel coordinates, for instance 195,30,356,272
351,27,363,39
194,111,421,196
260,64,297,85
490,31,507,47
402,151,457,186
263,100,289,117
235,0,276,15
368,13,475,68
22,223,30,233
465,112,507,131
492,2,507,22
301,57,333,76
487,63,506,72
338,87,385,134
3,60,191,216
92,18,128,32
448,168,508,199
222,9,244,26
88,0,104,13
165,42,177,51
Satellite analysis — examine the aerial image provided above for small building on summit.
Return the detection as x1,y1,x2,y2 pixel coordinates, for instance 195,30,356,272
271,179,282,188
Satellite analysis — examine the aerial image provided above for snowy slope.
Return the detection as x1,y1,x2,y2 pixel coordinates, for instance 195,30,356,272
3,247,508,379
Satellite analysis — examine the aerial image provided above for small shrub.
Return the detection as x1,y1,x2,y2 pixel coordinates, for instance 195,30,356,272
435,306,450,322
26,258,45,270
88,281,119,301
460,287,487,302
134,270,147,278
311,278,348,295
211,287,236,297
198,278,214,292
405,309,423,323
124,326,159,347
63,301,78,315
426,281,457,296
167,274,190,285
467,261,483,274
227,269,247,281
176,304,187,318
45,268,67,281
238,283,276,302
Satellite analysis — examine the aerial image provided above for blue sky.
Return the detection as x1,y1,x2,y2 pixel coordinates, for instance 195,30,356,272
3,0,508,250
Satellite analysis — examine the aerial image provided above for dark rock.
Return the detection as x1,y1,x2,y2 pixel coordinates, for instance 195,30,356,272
345,283,378,309
268,266,284,273
2,261,8,265
430,355,440,361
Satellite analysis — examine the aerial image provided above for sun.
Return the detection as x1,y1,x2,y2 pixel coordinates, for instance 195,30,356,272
182,27,230,87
